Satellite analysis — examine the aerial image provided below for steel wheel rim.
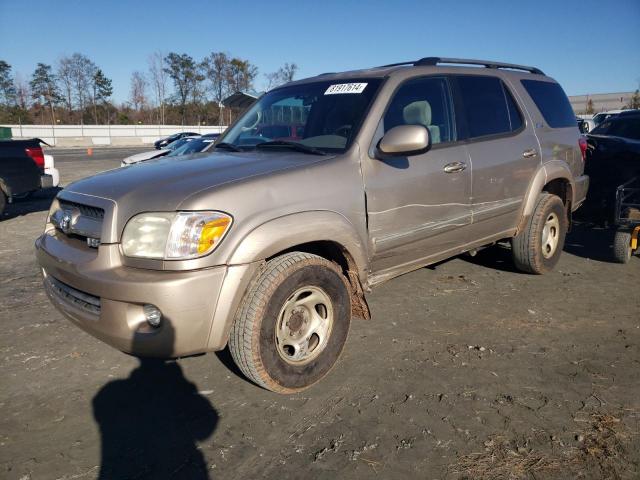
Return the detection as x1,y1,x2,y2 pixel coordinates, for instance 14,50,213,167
275,286,334,365
541,212,560,258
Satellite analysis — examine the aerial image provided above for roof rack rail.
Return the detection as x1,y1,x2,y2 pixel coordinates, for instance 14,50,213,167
379,57,544,75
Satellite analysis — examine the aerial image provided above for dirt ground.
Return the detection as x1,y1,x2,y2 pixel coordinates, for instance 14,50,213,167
1,148,639,479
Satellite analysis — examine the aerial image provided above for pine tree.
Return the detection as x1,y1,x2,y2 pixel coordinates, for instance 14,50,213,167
30,63,61,125
92,69,113,123
0,60,16,107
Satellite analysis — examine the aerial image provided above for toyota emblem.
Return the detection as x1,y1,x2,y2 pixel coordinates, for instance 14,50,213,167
60,212,72,233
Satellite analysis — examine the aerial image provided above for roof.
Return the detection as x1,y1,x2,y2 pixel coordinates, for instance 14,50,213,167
285,57,548,87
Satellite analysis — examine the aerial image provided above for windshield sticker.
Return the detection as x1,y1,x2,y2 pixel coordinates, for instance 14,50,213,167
324,83,368,95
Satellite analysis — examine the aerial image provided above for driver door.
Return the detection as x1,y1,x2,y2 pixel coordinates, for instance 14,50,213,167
363,76,473,275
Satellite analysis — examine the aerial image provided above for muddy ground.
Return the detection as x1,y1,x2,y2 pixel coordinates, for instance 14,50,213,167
1,148,639,479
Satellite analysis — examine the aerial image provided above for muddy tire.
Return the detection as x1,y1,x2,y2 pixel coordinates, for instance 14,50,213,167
512,193,567,274
229,252,351,393
613,230,632,264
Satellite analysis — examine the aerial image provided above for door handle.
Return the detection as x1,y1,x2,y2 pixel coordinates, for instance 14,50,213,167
443,162,467,173
522,148,538,158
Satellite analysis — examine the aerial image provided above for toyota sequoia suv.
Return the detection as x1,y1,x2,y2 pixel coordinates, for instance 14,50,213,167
36,57,589,393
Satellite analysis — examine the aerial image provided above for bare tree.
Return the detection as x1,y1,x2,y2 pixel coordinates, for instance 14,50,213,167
14,73,31,110
67,53,97,125
203,52,231,125
148,51,167,124
57,56,75,119
129,71,148,113
265,62,298,90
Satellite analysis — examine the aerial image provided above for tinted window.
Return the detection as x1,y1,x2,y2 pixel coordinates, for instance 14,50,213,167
456,76,522,138
521,80,576,128
591,117,640,140
383,77,455,144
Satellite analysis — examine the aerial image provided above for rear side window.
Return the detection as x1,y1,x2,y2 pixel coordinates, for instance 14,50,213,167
455,76,523,139
521,80,575,128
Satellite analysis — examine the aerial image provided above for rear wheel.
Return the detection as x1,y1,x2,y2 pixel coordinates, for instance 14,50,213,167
512,193,567,274
613,229,632,264
229,252,351,393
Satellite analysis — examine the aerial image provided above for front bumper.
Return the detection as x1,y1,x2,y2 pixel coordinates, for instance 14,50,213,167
35,233,258,357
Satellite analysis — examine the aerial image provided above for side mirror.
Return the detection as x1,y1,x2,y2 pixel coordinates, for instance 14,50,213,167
377,125,431,157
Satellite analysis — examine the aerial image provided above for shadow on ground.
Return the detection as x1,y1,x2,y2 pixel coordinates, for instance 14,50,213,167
92,322,218,479
460,243,523,273
564,222,617,263
1,187,61,221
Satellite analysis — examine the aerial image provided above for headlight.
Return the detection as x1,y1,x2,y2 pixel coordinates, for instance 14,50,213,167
121,211,232,260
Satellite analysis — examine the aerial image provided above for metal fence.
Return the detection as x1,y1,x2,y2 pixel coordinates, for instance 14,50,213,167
2,124,227,147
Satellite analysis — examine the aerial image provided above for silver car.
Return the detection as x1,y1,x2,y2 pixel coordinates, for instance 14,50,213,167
36,57,588,392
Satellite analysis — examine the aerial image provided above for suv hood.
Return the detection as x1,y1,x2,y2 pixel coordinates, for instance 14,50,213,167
65,150,333,214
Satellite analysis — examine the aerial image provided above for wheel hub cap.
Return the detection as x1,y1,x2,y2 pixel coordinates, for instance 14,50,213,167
541,212,560,259
275,286,334,365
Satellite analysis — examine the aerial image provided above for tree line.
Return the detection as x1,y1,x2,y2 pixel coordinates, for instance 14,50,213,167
0,53,298,126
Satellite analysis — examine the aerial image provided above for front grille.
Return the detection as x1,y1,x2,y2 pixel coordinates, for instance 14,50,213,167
46,275,101,315
58,200,105,220
52,200,104,244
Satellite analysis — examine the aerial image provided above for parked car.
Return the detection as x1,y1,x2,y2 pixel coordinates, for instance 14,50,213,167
591,109,640,127
164,136,218,158
582,113,640,224
44,153,60,188
1,138,56,216
36,57,588,393
121,136,200,166
154,132,199,150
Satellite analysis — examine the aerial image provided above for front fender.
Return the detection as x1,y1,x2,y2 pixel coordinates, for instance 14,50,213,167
228,210,369,278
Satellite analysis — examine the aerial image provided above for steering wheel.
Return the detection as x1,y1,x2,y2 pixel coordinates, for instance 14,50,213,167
333,124,352,137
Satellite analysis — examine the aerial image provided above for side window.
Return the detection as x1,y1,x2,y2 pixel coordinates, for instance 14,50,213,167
383,77,455,145
521,79,575,128
456,75,523,138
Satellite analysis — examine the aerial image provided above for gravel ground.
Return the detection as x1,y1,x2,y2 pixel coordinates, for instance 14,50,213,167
1,148,639,479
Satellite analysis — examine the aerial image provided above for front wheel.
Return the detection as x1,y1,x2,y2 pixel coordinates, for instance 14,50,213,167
512,193,567,274
229,252,351,393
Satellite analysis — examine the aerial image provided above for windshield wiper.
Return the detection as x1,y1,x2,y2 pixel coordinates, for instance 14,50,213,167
214,142,242,152
255,140,326,156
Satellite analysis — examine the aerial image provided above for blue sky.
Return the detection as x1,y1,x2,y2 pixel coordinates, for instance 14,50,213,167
1,0,638,103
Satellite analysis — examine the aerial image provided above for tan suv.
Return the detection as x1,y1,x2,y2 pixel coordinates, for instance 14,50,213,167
36,57,589,393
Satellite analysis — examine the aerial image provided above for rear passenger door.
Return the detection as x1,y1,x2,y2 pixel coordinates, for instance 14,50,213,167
453,75,541,235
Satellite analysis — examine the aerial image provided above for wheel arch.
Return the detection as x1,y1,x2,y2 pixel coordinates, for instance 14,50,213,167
227,211,371,319
516,162,575,234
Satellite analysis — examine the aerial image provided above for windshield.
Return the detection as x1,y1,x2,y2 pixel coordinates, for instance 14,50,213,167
219,79,382,153
165,136,198,151
167,137,214,157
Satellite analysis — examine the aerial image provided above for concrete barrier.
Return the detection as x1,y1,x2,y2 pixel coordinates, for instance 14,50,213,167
55,136,94,147
111,137,144,146
2,124,227,146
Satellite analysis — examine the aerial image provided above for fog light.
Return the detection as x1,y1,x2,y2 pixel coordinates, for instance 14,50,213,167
143,304,162,327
